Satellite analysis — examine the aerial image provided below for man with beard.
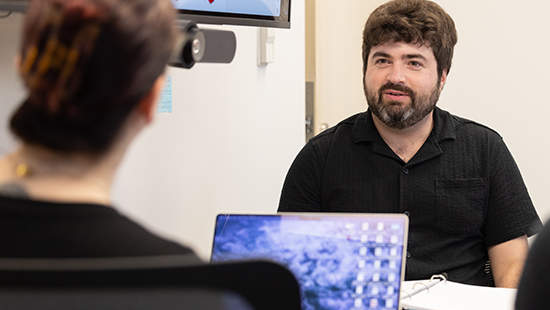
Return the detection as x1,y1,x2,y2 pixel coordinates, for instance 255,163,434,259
278,0,542,288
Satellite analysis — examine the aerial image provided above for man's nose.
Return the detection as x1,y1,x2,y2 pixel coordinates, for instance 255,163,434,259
387,65,406,85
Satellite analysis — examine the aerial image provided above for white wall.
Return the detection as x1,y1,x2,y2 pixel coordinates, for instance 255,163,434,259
0,13,24,156
113,4,306,259
0,2,305,260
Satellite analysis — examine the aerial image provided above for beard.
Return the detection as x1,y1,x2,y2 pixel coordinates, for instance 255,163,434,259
365,81,441,130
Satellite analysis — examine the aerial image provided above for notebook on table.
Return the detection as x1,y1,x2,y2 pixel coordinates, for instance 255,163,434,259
211,213,409,310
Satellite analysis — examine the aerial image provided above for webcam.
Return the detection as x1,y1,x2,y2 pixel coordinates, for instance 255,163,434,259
170,20,237,69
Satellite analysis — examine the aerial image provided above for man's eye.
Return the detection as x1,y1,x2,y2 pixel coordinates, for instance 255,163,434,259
410,61,422,67
376,59,390,64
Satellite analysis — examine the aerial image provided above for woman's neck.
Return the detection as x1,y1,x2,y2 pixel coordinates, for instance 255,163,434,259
0,144,116,205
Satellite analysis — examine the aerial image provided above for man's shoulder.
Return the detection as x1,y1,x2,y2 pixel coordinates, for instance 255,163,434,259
308,112,366,144
438,108,503,140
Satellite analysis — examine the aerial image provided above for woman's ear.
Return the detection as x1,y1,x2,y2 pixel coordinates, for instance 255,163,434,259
138,75,166,123
14,54,22,75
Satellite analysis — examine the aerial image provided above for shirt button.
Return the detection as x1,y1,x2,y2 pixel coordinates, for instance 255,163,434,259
407,251,411,258
403,168,409,175
404,211,410,217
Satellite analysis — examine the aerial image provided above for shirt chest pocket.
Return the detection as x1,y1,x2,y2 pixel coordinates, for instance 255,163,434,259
435,178,487,235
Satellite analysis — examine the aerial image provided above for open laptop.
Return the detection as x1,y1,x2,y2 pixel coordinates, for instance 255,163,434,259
211,213,409,310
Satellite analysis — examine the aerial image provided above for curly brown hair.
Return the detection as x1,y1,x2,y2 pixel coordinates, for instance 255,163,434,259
11,0,177,154
362,0,457,79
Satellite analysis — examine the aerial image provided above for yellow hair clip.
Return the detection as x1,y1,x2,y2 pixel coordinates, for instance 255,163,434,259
15,163,31,178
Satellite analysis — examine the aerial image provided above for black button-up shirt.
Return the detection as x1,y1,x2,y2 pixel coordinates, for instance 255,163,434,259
279,107,542,285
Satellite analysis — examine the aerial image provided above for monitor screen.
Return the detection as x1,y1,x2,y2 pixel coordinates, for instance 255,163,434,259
171,0,291,29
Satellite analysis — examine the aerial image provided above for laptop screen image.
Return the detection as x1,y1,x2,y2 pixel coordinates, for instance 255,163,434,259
211,213,408,310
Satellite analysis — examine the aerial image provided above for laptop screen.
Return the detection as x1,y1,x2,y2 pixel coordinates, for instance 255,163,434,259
211,213,408,310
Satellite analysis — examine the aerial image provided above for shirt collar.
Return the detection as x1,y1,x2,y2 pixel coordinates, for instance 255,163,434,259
352,107,457,144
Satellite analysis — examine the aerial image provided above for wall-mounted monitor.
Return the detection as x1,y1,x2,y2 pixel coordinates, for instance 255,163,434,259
172,0,291,29
0,0,29,12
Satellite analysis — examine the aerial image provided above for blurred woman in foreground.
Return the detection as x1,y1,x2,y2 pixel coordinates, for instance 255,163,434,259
0,0,198,259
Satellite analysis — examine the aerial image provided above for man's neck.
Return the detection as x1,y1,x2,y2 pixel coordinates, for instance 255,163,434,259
372,111,435,163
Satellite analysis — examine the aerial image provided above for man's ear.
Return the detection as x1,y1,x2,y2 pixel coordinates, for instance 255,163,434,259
439,70,448,92
138,75,166,123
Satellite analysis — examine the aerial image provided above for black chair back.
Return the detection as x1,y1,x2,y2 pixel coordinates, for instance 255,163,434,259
0,255,302,310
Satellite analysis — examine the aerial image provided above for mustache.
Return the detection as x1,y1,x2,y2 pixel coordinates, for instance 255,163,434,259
379,83,415,99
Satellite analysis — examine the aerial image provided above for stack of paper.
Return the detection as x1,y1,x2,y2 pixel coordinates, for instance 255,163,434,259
400,279,516,310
